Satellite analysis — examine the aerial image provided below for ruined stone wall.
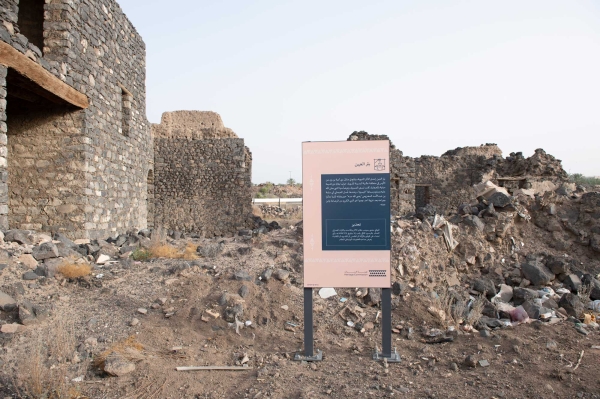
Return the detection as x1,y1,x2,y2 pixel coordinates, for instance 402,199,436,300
347,133,567,217
153,138,253,237
1,0,152,238
0,66,7,230
414,151,495,215
7,100,86,233
348,131,415,217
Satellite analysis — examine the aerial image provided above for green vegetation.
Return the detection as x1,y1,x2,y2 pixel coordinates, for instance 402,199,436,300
131,247,152,261
287,178,297,185
569,173,600,186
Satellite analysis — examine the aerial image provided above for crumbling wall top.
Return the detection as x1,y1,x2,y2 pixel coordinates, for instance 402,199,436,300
152,111,238,139
441,144,502,158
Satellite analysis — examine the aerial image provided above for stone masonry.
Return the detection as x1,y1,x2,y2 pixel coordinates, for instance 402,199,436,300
1,0,153,239
152,111,253,237
348,132,568,216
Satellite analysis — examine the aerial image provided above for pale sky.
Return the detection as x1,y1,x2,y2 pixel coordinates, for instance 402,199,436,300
119,0,600,183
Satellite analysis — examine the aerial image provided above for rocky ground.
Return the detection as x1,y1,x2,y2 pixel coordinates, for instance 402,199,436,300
0,184,599,399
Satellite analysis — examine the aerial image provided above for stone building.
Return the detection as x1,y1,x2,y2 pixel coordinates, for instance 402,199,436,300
0,0,152,239
151,111,253,237
348,132,568,216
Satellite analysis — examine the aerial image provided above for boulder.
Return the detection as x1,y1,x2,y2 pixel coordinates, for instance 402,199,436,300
558,293,584,318
32,242,59,261
52,232,77,248
563,274,582,293
18,254,38,269
521,259,554,286
512,287,539,306
488,192,512,208
274,269,290,281
463,215,485,232
546,257,570,275
473,278,497,299
0,291,17,311
4,230,33,245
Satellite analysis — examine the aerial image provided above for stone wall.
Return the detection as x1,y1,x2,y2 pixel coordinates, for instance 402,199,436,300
1,0,152,238
153,134,253,237
347,133,568,217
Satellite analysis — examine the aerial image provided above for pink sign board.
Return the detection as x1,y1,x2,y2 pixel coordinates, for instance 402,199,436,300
302,140,391,288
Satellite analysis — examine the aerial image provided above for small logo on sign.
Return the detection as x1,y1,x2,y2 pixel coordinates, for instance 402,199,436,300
374,159,386,171
369,269,387,277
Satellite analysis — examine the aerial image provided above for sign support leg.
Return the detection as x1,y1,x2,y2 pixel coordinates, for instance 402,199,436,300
373,288,401,362
294,288,322,361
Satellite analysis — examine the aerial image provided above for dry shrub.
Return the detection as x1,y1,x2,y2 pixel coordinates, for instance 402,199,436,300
577,284,592,303
149,244,179,259
434,284,469,328
94,336,145,369
14,317,77,399
181,243,198,260
57,261,92,278
466,295,486,327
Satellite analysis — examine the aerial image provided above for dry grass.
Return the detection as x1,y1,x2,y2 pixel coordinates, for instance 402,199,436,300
131,226,198,260
57,260,92,278
14,317,78,399
147,242,198,260
434,284,484,328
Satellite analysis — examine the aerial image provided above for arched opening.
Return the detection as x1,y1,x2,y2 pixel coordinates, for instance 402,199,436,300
147,169,154,229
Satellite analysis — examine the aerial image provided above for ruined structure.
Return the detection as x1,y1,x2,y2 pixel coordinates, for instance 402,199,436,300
348,132,568,216
152,111,253,237
0,0,153,239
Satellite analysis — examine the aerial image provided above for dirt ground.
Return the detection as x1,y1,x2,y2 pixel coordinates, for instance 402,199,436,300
0,221,599,399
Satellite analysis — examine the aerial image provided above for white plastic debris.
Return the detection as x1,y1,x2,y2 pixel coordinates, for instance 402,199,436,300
588,300,600,312
347,321,355,327
245,320,252,326
318,288,337,299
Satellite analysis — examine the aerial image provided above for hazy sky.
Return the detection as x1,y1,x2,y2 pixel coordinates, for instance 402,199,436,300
119,0,600,183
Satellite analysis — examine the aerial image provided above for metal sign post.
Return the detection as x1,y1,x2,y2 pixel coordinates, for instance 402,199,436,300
294,288,322,361
373,287,401,362
296,140,399,364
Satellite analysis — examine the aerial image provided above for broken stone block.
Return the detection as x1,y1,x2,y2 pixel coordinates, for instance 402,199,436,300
546,257,570,275
496,284,513,303
473,278,497,299
488,192,512,208
563,274,582,293
4,230,33,245
18,254,38,269
274,269,290,281
32,242,59,261
0,323,26,334
463,215,485,232
0,291,17,311
558,293,584,318
260,268,273,281
521,259,554,286
22,271,40,281
521,300,549,319
234,270,251,281
512,287,539,306
365,288,381,306
53,232,77,248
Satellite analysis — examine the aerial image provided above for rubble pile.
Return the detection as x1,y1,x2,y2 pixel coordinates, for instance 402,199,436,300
257,205,302,219
391,180,600,338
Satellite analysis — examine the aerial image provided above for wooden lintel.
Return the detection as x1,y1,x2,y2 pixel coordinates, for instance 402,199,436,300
0,40,89,109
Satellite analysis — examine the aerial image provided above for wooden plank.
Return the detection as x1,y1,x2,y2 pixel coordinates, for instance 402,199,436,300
176,366,251,371
0,40,89,109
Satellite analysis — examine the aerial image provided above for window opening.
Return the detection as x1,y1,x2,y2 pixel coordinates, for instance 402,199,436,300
17,0,45,51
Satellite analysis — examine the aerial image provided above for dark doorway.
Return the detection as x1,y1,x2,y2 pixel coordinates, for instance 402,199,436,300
415,185,431,210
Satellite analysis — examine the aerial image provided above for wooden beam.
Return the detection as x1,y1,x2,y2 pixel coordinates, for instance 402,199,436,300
0,40,89,109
